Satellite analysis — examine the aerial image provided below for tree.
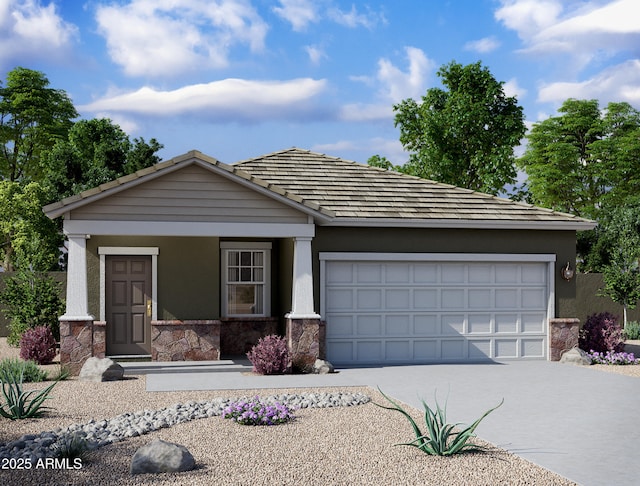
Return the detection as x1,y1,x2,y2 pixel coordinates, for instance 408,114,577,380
0,67,78,182
517,99,640,220
367,154,396,170
394,61,526,195
44,118,163,199
597,204,640,328
0,181,62,272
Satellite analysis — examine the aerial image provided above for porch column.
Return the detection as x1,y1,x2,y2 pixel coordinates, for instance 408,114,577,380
287,237,320,319
61,234,93,320
286,236,322,372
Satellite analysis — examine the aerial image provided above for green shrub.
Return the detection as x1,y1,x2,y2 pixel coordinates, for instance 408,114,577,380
53,432,95,462
623,321,640,340
375,388,503,456
0,269,65,346
0,368,57,420
0,358,47,383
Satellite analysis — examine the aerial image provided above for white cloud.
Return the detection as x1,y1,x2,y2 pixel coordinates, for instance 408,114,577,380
78,78,328,122
95,0,268,77
342,46,434,122
464,36,501,53
538,59,640,105
503,78,527,100
273,0,318,31
327,4,386,29
305,45,327,64
496,0,640,66
0,0,78,66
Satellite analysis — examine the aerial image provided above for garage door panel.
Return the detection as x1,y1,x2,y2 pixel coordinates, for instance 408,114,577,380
414,264,438,283
386,341,411,360
414,315,438,334
357,341,382,361
522,338,545,358
357,289,382,309
522,288,546,308
386,315,410,335
442,315,464,335
325,259,549,364
522,313,545,333
442,289,465,308
356,315,381,335
414,340,438,359
442,340,465,359
386,289,410,309
468,314,492,333
414,289,438,308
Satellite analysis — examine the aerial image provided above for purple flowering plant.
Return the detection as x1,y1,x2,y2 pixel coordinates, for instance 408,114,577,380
588,350,640,365
222,396,295,426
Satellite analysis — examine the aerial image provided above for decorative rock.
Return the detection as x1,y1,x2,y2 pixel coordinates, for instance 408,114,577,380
313,359,335,374
559,347,592,366
79,357,125,382
130,439,195,475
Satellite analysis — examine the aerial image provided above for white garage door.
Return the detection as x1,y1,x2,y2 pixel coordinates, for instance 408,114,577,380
322,256,552,365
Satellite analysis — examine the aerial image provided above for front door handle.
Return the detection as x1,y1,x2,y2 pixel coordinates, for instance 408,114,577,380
147,299,152,317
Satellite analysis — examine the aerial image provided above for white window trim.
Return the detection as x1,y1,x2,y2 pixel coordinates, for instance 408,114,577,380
221,243,272,317
98,247,159,321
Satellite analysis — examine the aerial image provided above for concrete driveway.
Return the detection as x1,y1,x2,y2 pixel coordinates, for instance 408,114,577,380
141,360,640,486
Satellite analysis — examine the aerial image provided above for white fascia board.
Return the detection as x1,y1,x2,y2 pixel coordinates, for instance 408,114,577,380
63,219,315,238
319,252,557,262
319,218,596,231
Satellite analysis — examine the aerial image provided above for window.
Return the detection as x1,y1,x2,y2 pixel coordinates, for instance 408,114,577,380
221,243,271,317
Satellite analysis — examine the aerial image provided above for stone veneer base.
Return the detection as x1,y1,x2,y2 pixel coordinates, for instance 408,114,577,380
549,317,580,361
59,320,105,375
151,320,221,361
286,318,324,372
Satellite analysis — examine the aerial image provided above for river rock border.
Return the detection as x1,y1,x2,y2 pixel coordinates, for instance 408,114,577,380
0,392,370,462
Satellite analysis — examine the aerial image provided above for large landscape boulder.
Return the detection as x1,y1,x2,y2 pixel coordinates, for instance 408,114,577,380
130,439,196,475
559,347,592,366
79,357,124,382
313,359,335,374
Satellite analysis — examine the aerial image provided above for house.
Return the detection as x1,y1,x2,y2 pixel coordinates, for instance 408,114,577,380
43,148,595,373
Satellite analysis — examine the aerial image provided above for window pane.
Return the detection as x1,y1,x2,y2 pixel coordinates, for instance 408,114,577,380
228,251,239,266
253,268,263,282
240,267,252,282
240,251,252,266
228,284,259,314
253,252,263,266
228,268,239,282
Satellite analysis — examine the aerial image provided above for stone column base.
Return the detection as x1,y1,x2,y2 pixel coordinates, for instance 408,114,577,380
549,318,580,361
59,320,95,375
286,317,322,372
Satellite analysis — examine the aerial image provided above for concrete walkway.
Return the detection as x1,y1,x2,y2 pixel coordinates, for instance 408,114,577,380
132,361,639,486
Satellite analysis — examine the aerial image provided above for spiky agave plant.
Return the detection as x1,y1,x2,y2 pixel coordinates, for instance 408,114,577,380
375,388,503,456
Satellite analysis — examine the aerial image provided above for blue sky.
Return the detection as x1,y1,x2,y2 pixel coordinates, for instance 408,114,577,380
1,0,639,166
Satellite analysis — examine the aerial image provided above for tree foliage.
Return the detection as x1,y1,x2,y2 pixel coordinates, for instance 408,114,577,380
44,118,163,199
394,61,526,195
593,204,640,326
517,99,640,220
0,181,62,272
0,67,78,182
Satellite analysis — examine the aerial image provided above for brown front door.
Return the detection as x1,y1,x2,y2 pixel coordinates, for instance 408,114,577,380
106,255,152,356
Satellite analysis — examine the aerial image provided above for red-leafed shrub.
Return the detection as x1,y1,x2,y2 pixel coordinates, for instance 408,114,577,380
247,335,290,375
578,312,624,354
19,326,57,365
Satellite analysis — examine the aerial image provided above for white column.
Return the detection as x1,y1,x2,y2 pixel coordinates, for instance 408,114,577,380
61,234,94,320
286,237,320,319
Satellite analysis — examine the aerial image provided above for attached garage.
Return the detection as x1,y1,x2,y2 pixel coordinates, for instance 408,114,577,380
321,253,555,365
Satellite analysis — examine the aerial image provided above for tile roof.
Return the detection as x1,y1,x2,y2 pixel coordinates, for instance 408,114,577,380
234,148,595,229
44,147,595,229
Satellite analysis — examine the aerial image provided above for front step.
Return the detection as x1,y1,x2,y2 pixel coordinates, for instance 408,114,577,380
116,358,253,375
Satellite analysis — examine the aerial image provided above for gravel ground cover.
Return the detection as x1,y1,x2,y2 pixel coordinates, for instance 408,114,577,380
2,339,638,485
